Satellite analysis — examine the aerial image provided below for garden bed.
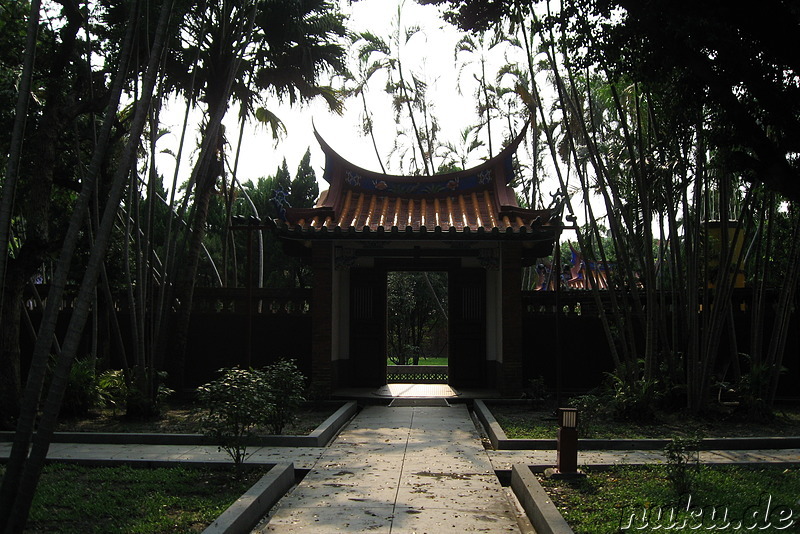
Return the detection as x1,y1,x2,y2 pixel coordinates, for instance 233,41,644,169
52,400,339,435
1,401,357,448
3,462,272,534
485,401,800,439
536,464,800,533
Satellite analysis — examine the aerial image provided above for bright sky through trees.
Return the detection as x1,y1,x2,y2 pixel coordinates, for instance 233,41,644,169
156,0,540,204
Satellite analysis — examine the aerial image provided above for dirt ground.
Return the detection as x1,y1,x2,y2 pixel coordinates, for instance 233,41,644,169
489,402,800,439
55,400,340,436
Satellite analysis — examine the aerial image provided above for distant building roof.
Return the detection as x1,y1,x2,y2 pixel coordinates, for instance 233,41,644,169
273,125,560,257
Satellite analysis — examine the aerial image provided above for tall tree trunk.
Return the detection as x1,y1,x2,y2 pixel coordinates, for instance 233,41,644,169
397,63,431,175
0,0,41,291
0,0,83,430
157,3,258,388
360,90,387,173
765,212,800,405
0,0,169,528
167,122,225,390
0,268,26,430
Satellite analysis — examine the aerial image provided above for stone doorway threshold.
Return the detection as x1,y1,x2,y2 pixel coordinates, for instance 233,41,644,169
373,383,459,398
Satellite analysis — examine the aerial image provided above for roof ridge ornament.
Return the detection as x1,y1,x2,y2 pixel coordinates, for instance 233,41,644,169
270,188,292,222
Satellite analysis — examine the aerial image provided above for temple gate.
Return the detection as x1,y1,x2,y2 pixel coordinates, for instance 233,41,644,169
273,127,560,396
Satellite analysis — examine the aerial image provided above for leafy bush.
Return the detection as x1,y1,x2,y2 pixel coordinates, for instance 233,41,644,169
568,394,604,438
60,357,101,418
663,435,701,495
262,359,306,435
605,372,661,423
126,367,173,419
97,369,128,414
195,361,306,467
733,355,783,422
196,368,270,468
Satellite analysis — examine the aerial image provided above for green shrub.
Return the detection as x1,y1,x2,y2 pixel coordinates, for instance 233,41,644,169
568,394,604,438
262,359,306,435
97,369,128,414
126,367,173,419
734,355,782,422
605,372,661,423
523,376,547,402
195,361,307,467
663,435,701,495
196,367,271,468
60,357,101,418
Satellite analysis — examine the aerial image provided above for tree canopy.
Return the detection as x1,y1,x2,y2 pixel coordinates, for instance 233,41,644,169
426,0,800,201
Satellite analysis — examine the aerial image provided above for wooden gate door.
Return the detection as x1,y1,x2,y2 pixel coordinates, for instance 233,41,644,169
349,268,387,387
448,268,486,388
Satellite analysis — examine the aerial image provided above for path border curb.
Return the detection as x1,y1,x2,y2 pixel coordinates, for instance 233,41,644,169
0,401,357,448
1,459,297,533
510,464,574,534
202,462,295,534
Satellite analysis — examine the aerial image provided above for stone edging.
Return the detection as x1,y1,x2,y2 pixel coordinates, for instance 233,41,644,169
202,462,295,534
510,464,574,534
11,459,296,534
0,401,357,448
474,400,800,450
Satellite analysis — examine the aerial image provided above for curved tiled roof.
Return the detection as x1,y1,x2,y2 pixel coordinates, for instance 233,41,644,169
274,125,558,244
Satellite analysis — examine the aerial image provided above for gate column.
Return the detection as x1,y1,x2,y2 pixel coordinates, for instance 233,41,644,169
311,241,334,394
500,242,523,396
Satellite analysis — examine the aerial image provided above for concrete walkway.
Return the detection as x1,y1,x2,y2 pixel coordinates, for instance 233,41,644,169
258,404,526,533
2,403,799,533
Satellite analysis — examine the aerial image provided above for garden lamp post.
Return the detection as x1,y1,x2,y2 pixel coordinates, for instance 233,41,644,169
556,407,579,476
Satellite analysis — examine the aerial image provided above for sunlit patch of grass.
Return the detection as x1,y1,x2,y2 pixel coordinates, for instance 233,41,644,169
538,466,800,534
2,463,266,534
386,356,449,366
494,411,557,439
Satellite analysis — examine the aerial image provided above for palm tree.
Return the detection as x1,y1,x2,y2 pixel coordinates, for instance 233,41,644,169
0,0,173,528
154,0,348,389
352,2,439,175
455,31,502,159
344,39,388,173
437,126,484,171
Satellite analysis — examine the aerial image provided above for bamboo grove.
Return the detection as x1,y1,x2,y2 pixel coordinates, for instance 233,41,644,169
1,0,799,530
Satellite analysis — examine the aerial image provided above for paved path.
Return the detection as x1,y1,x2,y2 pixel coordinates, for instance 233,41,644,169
2,403,799,534
258,405,526,533
0,441,328,469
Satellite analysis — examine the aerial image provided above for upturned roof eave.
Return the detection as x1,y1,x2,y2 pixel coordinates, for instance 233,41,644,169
313,122,529,186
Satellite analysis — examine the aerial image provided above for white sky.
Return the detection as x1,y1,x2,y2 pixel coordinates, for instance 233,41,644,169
156,0,536,199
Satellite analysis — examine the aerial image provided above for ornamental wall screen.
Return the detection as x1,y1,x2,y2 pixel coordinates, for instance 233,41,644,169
272,125,562,396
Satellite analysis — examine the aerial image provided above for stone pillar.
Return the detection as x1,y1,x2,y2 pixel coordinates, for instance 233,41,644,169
311,241,334,394
500,242,523,397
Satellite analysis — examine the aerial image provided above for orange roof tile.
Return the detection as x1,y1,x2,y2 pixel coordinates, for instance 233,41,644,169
274,125,559,245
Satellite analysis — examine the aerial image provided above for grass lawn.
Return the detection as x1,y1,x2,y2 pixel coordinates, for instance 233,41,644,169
538,465,800,533
2,463,266,534
490,404,800,439
387,357,448,366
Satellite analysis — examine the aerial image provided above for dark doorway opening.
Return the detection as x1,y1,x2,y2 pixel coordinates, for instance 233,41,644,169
386,271,449,383
348,263,487,389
